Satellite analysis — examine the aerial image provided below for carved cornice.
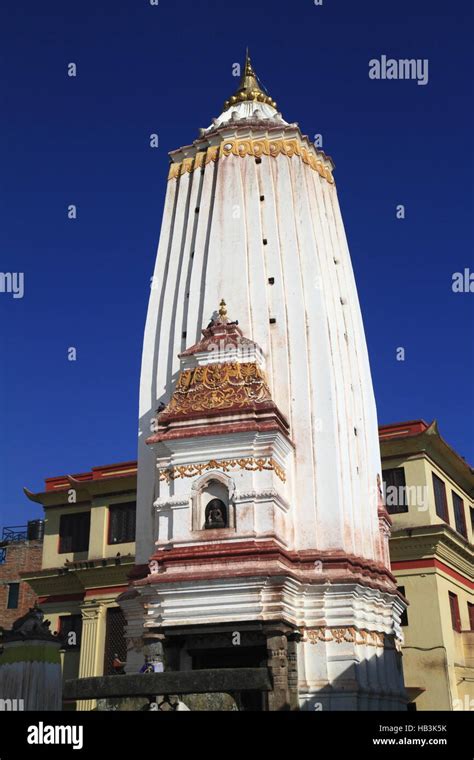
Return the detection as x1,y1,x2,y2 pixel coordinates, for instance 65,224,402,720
390,524,474,582
153,496,189,511
140,540,399,593
80,602,103,622
168,138,334,184
235,488,290,512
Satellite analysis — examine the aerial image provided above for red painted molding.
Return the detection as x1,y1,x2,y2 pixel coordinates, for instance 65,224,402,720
135,540,399,591
84,584,128,598
45,461,137,491
38,593,84,604
378,420,430,440
391,558,474,590
147,418,289,445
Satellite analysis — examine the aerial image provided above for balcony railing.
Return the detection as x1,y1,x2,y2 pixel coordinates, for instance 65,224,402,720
0,525,28,563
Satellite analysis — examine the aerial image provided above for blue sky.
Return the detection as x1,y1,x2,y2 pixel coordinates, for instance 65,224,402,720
0,0,472,527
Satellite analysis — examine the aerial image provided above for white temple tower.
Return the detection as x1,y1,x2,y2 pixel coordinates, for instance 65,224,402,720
123,53,407,710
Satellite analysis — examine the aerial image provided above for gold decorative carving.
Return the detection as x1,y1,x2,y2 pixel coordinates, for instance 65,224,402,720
194,151,206,170
159,457,286,483
168,138,334,184
168,162,181,180
165,362,272,415
305,627,386,648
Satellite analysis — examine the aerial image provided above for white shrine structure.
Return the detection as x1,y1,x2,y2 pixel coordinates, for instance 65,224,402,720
120,53,407,710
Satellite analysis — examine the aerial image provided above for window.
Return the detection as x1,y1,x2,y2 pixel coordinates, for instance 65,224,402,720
7,582,19,609
108,502,136,544
382,467,408,514
449,592,461,632
468,603,474,632
452,492,467,539
397,586,409,627
59,512,90,553
58,614,82,649
432,474,449,522
103,607,127,675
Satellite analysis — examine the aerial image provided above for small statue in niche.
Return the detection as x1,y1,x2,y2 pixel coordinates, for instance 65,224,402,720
205,498,227,529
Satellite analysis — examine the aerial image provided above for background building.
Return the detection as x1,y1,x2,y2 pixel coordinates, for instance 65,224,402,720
380,420,474,710
22,462,137,710
0,521,43,630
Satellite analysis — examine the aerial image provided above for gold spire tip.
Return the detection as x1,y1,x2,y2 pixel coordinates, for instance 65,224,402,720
218,299,228,319
222,51,277,113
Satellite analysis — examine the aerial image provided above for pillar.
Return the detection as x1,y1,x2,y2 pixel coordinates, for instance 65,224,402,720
77,600,107,711
265,627,290,711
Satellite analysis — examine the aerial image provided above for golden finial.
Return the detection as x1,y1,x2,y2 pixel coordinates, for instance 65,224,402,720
222,49,277,113
218,299,228,321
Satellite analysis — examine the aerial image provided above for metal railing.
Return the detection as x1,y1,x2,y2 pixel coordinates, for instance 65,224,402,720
0,525,28,563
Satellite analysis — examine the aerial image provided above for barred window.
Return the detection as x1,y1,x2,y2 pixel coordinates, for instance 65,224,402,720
103,607,127,675
108,502,136,544
59,512,90,553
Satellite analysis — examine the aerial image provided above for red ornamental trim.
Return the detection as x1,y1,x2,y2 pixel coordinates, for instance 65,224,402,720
148,418,286,444
391,558,474,590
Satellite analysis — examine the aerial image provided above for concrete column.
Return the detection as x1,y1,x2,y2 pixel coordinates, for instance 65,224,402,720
77,600,106,710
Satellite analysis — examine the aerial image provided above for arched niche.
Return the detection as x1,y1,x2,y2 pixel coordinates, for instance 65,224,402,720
190,472,236,531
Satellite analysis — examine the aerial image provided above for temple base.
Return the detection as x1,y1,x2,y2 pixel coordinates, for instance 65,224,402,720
119,576,407,711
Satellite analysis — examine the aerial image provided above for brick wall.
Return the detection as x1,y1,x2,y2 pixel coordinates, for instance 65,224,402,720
0,541,43,629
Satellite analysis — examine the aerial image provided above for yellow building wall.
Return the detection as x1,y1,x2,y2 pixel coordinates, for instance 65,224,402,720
383,456,429,529
395,569,452,710
42,499,135,568
436,573,474,708
90,496,135,561
42,504,91,568
395,566,474,710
